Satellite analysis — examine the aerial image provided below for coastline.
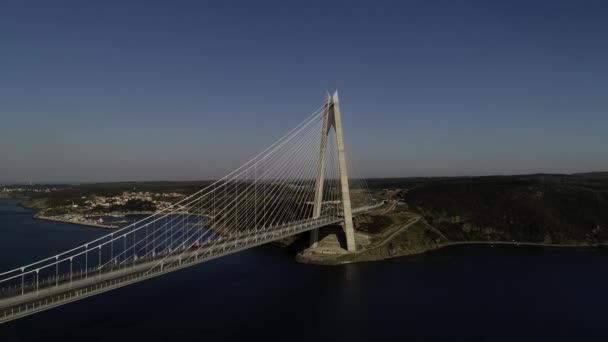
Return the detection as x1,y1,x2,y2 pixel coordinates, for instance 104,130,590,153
32,211,210,230
9,197,209,230
297,239,608,266
33,213,118,229
7,197,606,263
296,201,608,265
438,240,608,249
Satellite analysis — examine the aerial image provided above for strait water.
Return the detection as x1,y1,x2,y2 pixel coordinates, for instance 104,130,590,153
0,198,607,341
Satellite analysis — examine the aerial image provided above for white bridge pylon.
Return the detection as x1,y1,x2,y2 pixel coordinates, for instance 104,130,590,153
0,91,375,324
310,91,356,251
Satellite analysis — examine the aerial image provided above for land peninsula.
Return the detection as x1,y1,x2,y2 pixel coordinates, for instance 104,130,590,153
1,182,209,229
3,173,608,264
296,172,608,264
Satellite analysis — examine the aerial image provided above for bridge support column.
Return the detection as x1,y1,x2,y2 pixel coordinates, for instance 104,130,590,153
332,91,356,252
309,91,356,252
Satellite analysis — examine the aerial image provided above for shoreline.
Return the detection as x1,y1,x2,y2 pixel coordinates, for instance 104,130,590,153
406,239,608,258
32,211,208,230
439,240,608,249
7,197,606,262
8,197,209,230
299,239,608,266
33,213,119,229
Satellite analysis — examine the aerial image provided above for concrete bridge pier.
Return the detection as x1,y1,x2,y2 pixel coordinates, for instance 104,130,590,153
309,90,356,252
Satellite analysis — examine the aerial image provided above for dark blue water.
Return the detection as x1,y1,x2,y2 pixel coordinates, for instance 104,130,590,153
0,198,607,341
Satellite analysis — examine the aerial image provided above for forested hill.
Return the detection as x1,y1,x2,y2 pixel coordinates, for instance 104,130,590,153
374,174,608,244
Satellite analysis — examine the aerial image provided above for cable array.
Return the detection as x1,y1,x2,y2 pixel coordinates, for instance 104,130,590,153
0,101,374,301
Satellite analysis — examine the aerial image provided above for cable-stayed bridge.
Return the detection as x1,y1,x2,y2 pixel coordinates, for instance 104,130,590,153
0,91,380,324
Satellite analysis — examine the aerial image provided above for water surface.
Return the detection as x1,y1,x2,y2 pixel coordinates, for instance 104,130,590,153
0,199,606,341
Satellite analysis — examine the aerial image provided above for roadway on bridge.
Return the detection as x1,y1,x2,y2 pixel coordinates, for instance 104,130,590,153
0,216,345,324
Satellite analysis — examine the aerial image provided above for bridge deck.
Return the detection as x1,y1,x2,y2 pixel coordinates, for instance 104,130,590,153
0,216,343,324
0,201,383,324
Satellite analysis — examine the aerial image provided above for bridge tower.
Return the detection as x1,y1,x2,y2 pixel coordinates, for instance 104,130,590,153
310,91,356,252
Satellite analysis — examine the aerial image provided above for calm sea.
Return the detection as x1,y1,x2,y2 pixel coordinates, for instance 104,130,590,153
0,199,606,341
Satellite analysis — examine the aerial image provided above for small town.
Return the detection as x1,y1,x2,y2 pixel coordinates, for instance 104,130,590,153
34,191,188,228
79,191,185,211
3,189,188,229
1,186,58,195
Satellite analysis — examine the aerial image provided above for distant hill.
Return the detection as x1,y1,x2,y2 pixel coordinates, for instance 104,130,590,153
389,174,608,244
572,172,608,179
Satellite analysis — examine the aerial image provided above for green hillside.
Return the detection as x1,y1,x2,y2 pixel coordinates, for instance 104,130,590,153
396,175,608,244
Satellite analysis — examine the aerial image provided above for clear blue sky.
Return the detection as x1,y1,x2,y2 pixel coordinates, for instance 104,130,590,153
1,0,607,183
